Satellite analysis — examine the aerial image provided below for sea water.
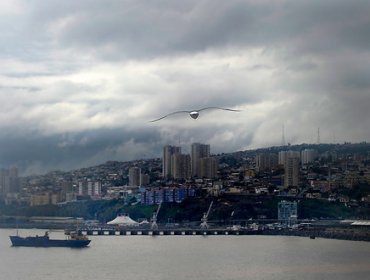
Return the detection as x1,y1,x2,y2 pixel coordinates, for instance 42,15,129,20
1,228,369,280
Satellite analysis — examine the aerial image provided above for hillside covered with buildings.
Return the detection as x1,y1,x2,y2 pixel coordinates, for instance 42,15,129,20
1,142,370,224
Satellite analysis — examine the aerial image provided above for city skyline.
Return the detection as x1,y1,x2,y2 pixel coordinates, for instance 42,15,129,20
1,1,370,175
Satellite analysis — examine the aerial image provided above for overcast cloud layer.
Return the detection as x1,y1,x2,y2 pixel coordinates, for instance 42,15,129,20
1,0,370,175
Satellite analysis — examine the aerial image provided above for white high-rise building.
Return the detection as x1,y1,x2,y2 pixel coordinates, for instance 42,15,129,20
191,143,210,177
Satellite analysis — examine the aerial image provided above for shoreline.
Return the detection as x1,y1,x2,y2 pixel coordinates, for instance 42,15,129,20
261,228,370,242
2,223,369,242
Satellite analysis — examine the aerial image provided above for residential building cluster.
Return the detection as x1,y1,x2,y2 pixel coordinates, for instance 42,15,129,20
0,143,370,211
163,143,218,180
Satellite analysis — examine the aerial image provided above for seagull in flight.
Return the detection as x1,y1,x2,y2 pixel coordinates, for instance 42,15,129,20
150,107,240,122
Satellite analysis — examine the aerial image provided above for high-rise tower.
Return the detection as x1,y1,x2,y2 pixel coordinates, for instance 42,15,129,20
0,166,19,197
191,143,210,177
129,167,141,187
172,154,191,180
163,145,181,179
199,157,218,179
256,153,278,171
301,149,317,165
283,151,300,188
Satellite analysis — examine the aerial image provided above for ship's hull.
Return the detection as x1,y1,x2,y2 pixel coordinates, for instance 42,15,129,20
9,236,91,248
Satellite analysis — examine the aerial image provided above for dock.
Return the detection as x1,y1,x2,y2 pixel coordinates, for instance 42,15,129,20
75,228,263,236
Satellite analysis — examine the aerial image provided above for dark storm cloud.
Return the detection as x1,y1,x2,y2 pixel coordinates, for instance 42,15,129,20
0,120,252,175
0,127,163,175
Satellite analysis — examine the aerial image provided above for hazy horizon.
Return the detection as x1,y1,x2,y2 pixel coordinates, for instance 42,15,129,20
7,140,367,177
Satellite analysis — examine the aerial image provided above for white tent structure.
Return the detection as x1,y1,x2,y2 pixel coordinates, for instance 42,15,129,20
107,214,139,226
139,219,149,225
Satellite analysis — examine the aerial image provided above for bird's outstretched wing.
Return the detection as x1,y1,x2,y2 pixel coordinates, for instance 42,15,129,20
149,110,190,122
197,107,241,112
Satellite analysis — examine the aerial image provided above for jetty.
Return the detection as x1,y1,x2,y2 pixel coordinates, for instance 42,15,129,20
72,227,262,236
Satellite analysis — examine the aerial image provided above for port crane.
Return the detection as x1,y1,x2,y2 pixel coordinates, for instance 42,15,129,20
151,202,162,230
200,201,213,229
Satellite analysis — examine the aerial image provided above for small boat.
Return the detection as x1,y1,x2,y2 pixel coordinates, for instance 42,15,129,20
9,231,91,248
310,235,316,239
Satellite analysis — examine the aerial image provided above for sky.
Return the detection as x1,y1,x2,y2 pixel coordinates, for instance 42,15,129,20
1,0,370,175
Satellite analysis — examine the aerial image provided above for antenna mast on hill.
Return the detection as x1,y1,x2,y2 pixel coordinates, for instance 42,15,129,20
317,127,321,144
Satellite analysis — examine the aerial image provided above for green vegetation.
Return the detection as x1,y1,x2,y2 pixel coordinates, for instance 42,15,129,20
1,195,370,223
299,199,352,219
337,183,370,200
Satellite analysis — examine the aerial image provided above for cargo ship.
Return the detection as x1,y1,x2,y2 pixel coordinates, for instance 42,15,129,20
9,231,91,248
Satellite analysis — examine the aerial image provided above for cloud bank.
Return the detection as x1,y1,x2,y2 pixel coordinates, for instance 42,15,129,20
1,0,370,174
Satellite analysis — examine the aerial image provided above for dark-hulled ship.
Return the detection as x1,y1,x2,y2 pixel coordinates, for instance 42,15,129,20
9,231,91,248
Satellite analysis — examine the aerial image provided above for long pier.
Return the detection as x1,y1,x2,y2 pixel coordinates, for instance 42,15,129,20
71,227,370,241
75,228,262,236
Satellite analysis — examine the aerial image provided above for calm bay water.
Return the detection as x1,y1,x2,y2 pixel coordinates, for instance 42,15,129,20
1,228,370,280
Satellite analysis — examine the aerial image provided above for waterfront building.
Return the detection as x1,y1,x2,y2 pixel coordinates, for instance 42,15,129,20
140,186,195,205
29,192,63,206
191,143,210,177
30,193,51,206
278,200,298,226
